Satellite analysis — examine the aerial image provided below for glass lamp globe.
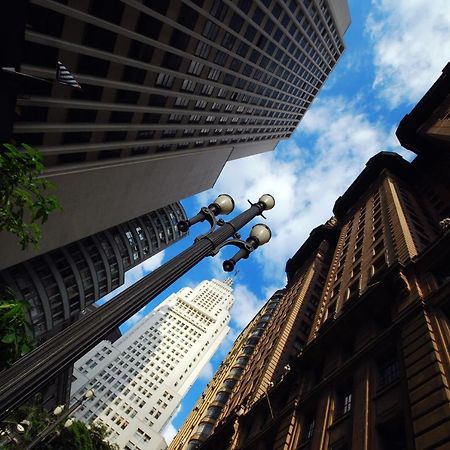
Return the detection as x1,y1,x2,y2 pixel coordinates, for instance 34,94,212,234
214,194,235,215
258,194,275,210
84,389,95,399
64,418,74,428
16,424,25,433
250,224,272,245
53,405,64,416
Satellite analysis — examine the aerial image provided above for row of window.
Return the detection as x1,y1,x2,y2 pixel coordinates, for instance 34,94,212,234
301,355,401,443
20,0,344,159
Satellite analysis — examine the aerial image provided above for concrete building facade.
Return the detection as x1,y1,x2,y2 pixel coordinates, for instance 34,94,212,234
0,0,350,268
70,278,234,450
0,202,187,342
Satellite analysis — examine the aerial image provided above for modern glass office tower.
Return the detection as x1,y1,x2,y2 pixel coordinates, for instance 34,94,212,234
0,0,350,268
0,202,187,342
70,279,234,450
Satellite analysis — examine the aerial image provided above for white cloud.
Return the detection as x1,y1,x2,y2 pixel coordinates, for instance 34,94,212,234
161,404,182,445
198,361,214,381
230,284,265,330
140,251,165,272
162,423,177,446
262,283,285,301
200,96,413,282
219,327,239,353
367,0,450,108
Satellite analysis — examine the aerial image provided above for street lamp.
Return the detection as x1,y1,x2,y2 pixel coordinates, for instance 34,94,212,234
64,418,74,428
177,194,235,233
53,405,64,416
0,194,274,418
221,223,272,272
24,388,95,449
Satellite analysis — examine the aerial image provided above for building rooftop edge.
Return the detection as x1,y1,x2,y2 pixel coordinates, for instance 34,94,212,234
396,62,450,154
332,151,410,220
325,0,351,37
285,222,339,282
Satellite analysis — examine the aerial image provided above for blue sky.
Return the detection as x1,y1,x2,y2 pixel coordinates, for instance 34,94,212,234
97,0,450,443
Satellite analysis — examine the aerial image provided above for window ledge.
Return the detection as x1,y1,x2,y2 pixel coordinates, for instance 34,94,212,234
329,412,352,428
373,378,400,399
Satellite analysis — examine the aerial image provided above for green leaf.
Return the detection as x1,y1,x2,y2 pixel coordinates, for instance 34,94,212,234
21,343,31,355
0,143,60,250
1,334,16,344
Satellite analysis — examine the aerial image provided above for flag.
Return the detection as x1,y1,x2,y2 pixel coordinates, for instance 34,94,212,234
56,61,81,89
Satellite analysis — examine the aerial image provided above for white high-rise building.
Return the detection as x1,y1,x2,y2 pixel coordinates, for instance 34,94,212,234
70,278,234,450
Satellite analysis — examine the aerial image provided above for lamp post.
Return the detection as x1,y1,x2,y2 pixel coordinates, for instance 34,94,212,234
24,389,95,450
0,194,274,419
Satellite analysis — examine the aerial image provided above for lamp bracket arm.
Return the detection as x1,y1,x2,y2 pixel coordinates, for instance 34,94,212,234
210,238,254,256
193,207,224,241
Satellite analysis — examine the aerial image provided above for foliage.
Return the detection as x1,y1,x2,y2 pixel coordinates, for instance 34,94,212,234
0,404,52,449
0,143,61,250
0,404,119,450
89,423,119,450
0,287,35,370
53,421,94,450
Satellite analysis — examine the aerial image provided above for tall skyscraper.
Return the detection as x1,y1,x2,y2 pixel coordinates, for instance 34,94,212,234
0,202,187,342
70,278,234,450
0,0,350,267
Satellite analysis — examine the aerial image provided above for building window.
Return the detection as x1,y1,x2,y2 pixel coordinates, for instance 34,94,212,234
201,84,214,96
324,301,336,322
155,73,174,89
203,21,220,40
217,88,228,98
195,100,207,109
369,254,386,278
161,52,182,71
303,417,315,441
378,356,400,388
181,79,196,92
345,280,359,301
221,32,236,50
214,50,228,66
136,13,162,39
207,68,221,81
168,113,183,123
189,115,201,123
174,96,189,108
195,41,210,59
187,60,204,76
83,23,116,52
335,387,352,419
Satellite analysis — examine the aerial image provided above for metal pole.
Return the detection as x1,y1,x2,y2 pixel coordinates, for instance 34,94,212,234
0,201,267,419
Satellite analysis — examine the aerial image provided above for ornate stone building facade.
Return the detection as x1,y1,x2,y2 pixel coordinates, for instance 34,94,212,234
171,66,450,450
